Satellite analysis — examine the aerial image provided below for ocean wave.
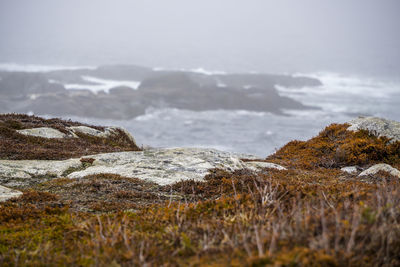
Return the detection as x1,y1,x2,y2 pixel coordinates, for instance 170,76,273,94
60,76,141,94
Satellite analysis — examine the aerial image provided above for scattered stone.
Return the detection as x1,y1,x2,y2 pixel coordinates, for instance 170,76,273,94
358,163,400,178
0,185,22,202
347,117,400,143
17,127,74,139
341,166,359,174
244,161,287,172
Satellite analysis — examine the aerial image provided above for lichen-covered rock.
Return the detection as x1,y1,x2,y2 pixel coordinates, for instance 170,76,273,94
0,159,82,187
17,127,74,138
358,163,400,178
341,166,359,174
68,126,137,146
68,148,260,185
0,185,22,202
348,117,400,143
244,161,287,171
67,126,104,136
0,148,265,186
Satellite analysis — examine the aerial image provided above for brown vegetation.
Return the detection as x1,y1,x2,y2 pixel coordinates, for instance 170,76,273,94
0,114,140,160
266,123,400,169
1,122,400,266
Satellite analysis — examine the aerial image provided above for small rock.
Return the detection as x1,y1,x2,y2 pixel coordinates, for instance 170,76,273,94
358,163,400,178
17,127,73,139
347,117,400,143
244,161,287,172
68,126,137,145
341,166,359,174
0,185,22,202
68,126,104,136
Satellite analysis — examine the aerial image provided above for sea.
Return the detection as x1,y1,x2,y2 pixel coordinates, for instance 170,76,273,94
1,63,399,157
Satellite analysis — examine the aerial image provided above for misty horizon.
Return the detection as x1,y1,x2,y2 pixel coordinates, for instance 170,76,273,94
1,0,399,79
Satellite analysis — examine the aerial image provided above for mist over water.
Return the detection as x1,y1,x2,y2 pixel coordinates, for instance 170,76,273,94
1,0,399,78
1,1,399,156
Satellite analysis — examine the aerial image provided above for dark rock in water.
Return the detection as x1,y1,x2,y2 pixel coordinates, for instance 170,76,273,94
0,72,65,96
44,64,153,83
215,73,322,88
0,65,322,119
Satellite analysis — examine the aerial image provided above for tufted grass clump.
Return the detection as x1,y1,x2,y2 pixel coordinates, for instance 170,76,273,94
267,123,400,169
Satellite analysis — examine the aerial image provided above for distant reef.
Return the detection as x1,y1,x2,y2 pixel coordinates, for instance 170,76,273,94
0,65,321,119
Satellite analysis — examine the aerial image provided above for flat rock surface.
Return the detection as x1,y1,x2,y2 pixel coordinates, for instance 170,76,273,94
68,148,262,185
348,117,400,143
0,185,22,202
359,163,400,178
0,148,284,186
244,161,287,171
0,159,82,187
17,127,71,138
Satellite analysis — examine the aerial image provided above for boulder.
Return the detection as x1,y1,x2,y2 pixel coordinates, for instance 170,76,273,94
348,117,400,143
0,185,22,202
68,126,136,144
358,163,400,178
17,127,75,139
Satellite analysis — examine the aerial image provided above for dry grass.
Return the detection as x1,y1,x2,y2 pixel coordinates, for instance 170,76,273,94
266,123,400,169
1,121,400,266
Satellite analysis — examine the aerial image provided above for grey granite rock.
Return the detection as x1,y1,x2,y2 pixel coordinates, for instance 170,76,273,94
0,185,22,202
244,161,287,172
68,126,136,145
17,127,74,139
341,166,359,174
0,158,82,187
348,117,400,143
0,147,284,187
358,163,400,178
67,148,265,185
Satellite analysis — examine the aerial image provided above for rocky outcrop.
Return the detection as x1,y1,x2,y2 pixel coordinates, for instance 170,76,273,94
67,126,136,144
0,148,285,187
358,163,400,178
17,127,74,139
348,117,400,143
0,185,22,202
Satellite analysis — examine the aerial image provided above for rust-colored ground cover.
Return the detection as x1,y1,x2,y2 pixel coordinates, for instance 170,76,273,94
1,120,400,266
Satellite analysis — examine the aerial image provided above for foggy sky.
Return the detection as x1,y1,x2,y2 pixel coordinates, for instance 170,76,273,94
0,0,399,77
